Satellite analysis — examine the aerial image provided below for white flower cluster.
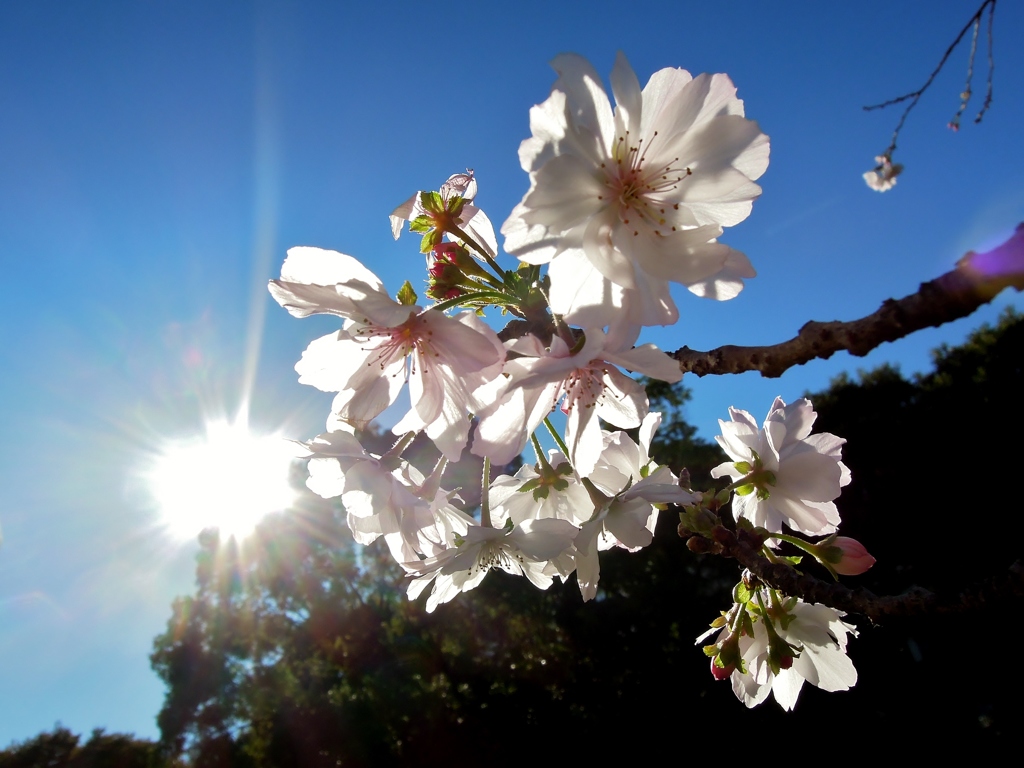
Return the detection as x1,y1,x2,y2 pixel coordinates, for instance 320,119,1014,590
700,588,858,711
270,53,765,609
699,398,864,709
271,53,866,710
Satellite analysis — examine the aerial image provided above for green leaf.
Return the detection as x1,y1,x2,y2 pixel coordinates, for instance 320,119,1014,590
736,483,755,496
419,190,444,214
516,478,541,494
733,581,753,604
396,281,418,306
420,229,442,253
409,215,434,233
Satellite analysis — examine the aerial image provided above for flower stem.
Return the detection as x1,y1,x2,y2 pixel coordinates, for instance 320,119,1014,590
447,223,505,280
543,417,571,460
529,432,550,469
431,290,515,313
384,431,417,460
770,531,818,556
481,456,493,528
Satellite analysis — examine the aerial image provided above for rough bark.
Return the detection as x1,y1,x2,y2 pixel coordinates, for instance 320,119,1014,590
673,223,1024,378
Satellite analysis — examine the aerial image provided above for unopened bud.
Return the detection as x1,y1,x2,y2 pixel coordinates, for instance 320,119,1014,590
710,658,734,681
829,536,876,575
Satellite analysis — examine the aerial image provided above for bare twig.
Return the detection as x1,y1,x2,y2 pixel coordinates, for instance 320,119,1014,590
976,0,996,123
864,0,997,154
673,223,1024,378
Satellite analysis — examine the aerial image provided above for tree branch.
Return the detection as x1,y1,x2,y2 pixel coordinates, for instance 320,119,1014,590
712,526,1024,623
673,223,1024,378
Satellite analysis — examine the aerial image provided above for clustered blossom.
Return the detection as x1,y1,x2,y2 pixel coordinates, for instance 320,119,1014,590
700,589,859,710
269,53,873,712
697,397,869,708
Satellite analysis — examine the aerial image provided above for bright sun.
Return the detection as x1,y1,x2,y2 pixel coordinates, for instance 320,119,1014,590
148,419,298,540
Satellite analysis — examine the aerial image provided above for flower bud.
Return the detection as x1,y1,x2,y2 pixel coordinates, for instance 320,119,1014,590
828,536,876,575
710,657,734,681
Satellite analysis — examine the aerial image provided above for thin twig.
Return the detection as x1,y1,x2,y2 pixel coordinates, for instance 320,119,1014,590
864,0,996,154
976,0,996,123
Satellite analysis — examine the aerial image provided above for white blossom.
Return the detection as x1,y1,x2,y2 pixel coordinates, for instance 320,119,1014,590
711,397,850,536
390,170,498,258
489,450,595,528
268,246,504,459
703,591,859,710
863,154,903,192
405,519,578,613
473,323,679,474
502,52,768,327
575,413,696,600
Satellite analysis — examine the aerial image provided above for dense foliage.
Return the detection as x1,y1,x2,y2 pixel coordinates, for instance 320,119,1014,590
0,726,171,768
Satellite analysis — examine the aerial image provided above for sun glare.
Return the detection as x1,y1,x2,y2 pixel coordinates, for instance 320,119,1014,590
149,419,298,540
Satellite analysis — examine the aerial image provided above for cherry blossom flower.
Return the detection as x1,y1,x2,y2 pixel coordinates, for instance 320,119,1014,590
489,450,595,527
405,519,578,613
574,413,697,600
473,323,680,474
390,170,498,258
702,591,858,710
863,154,903,192
711,397,850,536
268,246,504,459
294,430,459,563
502,52,768,326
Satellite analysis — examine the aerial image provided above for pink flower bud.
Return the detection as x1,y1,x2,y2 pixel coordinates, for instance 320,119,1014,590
831,537,876,575
710,658,734,681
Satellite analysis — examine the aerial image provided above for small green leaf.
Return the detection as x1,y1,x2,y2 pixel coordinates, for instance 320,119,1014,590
420,229,442,253
734,461,752,474
409,215,434,233
736,483,755,496
733,581,753,604
516,478,541,494
396,281,418,306
419,190,444,214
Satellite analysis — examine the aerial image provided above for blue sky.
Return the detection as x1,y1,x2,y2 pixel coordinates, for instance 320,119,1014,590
1,0,1022,745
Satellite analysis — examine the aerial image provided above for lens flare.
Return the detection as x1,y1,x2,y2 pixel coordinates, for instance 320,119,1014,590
148,419,298,540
